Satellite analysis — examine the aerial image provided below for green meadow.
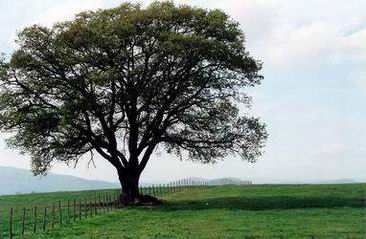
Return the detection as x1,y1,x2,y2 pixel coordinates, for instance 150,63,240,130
0,184,365,238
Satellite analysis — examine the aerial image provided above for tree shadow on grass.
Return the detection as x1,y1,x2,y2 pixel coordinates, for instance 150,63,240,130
153,196,366,211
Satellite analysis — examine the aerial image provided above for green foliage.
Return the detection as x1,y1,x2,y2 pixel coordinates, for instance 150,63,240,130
0,2,267,179
13,184,365,238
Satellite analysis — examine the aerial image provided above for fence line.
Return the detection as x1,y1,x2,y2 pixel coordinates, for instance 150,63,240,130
0,179,250,238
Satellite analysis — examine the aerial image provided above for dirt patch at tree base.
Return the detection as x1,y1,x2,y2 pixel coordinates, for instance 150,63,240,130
134,195,162,205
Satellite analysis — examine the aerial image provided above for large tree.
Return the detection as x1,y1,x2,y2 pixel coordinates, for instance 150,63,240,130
0,2,267,204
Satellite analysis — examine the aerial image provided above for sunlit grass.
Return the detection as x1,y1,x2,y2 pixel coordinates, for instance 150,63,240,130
14,183,366,238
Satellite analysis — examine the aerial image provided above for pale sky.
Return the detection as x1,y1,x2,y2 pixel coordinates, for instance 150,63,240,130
0,0,365,183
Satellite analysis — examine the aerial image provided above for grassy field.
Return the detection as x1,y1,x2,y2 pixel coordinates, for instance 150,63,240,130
0,189,117,209
0,188,120,238
1,184,365,238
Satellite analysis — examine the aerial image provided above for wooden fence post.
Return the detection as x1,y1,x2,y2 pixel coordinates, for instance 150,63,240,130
108,194,113,211
117,189,121,207
89,195,93,218
52,203,55,230
78,199,82,221
33,206,37,233
43,206,47,231
98,195,102,211
73,198,76,222
106,194,109,210
101,194,104,211
101,195,104,211
111,194,113,209
94,195,97,215
59,201,62,226
108,195,111,211
21,208,26,235
105,195,108,212
114,190,118,207
84,196,87,218
9,208,13,239
67,200,70,223
102,194,105,212
112,194,115,208
109,195,112,210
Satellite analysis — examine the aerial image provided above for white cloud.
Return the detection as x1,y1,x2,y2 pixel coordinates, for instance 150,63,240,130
263,22,366,67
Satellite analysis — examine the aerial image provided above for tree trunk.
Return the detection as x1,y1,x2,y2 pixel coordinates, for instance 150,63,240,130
118,170,140,205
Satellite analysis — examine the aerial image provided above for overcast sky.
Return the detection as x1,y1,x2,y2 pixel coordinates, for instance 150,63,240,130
0,0,365,183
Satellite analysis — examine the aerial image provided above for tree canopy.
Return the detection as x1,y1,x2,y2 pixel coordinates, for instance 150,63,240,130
0,1,267,202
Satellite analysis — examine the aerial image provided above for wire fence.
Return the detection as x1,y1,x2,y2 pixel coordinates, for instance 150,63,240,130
0,179,244,238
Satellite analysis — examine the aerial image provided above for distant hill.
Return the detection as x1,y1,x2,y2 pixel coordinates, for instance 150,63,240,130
314,179,360,184
0,166,118,195
250,178,363,184
185,177,252,185
184,177,363,185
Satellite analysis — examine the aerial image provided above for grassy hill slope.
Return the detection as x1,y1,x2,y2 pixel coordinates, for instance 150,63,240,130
15,183,366,239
